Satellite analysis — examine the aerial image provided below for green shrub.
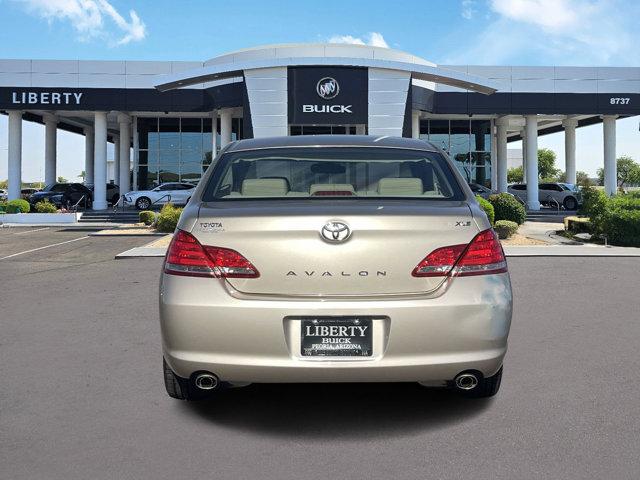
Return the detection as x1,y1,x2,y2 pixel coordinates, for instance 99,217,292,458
494,220,519,239
564,216,593,234
155,203,183,233
488,193,526,225
578,186,608,233
6,199,30,213
139,210,157,225
475,195,495,225
34,200,58,213
601,206,640,247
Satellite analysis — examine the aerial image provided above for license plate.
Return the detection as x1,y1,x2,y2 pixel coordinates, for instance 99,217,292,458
301,318,372,357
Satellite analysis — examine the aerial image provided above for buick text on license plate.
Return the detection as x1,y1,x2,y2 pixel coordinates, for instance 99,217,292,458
301,318,372,357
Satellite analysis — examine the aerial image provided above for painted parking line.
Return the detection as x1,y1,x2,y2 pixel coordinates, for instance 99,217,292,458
13,227,50,235
0,236,89,261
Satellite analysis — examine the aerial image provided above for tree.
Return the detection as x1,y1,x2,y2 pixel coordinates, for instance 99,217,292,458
507,166,523,183
537,148,560,180
556,170,591,185
57,176,68,183
78,170,86,181
596,156,640,187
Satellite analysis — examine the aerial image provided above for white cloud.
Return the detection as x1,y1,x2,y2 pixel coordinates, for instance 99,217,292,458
461,0,477,19
14,0,146,45
447,0,639,65
327,32,389,48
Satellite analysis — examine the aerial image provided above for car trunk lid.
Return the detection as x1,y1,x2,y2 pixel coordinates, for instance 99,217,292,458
190,200,478,296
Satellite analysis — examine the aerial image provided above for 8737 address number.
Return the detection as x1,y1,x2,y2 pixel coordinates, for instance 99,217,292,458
610,97,630,105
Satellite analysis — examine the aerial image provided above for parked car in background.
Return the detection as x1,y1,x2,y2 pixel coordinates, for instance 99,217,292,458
86,183,120,205
160,135,512,401
468,183,493,199
124,182,195,210
508,182,581,210
0,188,7,201
29,183,92,210
21,188,40,200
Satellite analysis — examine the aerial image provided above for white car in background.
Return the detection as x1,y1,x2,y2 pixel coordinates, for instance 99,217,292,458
124,182,196,210
0,189,7,201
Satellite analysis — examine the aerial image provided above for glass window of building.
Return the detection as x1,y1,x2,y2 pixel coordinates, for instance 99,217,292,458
136,116,234,190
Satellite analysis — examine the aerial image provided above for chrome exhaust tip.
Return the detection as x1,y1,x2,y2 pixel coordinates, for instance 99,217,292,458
194,373,219,390
454,373,479,391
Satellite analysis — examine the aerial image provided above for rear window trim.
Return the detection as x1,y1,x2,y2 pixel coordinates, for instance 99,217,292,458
202,145,466,203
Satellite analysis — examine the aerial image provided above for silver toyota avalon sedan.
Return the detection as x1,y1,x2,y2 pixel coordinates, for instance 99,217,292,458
160,135,512,400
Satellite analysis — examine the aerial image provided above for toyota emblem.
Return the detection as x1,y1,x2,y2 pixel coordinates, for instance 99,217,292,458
321,221,351,243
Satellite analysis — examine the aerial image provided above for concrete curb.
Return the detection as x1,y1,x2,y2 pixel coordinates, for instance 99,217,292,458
115,247,167,259
89,232,166,237
504,245,640,256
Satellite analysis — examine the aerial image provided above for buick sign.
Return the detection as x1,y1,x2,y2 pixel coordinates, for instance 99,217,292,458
316,77,339,99
287,67,367,125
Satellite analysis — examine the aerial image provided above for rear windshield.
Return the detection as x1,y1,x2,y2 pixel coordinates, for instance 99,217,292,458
203,147,464,201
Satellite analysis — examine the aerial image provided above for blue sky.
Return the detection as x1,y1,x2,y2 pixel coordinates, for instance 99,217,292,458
1,0,640,181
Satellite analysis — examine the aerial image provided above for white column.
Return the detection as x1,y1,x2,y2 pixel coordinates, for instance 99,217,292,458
113,135,120,186
525,115,540,210
411,111,420,139
521,128,527,183
43,113,58,186
344,125,351,135
132,116,138,191
210,110,218,155
490,119,497,191
118,114,131,195
496,117,509,193
602,115,618,196
93,112,108,210
220,109,233,147
356,125,366,135
563,118,578,185
84,126,94,186
7,110,22,200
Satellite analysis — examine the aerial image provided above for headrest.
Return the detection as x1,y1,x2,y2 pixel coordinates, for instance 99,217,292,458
377,178,424,196
241,178,288,196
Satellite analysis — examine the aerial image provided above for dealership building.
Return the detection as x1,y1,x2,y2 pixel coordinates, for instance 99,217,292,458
1,43,639,210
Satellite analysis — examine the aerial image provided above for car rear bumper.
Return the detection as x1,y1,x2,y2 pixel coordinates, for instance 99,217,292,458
160,273,512,383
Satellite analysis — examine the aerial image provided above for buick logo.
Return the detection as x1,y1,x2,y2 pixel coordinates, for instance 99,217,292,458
316,77,339,100
321,221,351,243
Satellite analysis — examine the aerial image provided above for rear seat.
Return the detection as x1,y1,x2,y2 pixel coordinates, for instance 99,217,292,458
377,178,423,196
241,178,289,197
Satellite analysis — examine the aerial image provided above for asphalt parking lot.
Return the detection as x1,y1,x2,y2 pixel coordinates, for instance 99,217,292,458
1,226,639,480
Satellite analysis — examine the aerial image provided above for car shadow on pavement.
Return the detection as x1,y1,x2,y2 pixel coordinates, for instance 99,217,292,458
180,382,491,439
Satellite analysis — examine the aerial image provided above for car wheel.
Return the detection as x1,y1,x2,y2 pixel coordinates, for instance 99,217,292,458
563,196,577,211
457,367,503,398
135,197,151,210
163,358,218,401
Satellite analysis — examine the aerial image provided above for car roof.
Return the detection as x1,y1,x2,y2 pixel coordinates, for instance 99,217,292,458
224,135,440,152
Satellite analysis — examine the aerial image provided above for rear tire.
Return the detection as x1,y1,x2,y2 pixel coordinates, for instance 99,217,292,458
135,197,151,210
563,196,577,211
458,367,503,398
163,358,188,400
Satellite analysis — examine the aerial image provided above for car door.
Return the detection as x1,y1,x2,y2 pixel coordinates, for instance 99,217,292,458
156,184,176,204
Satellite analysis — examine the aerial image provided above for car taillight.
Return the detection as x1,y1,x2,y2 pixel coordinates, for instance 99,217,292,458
164,230,259,278
412,229,507,277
